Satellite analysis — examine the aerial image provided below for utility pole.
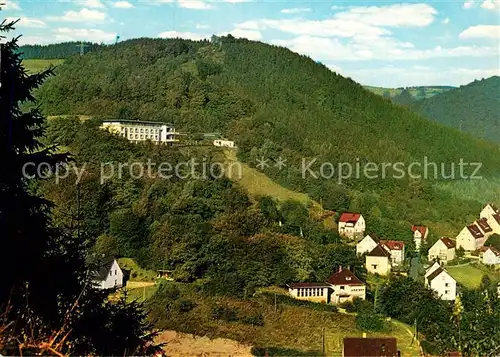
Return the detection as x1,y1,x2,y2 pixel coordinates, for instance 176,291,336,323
76,41,89,56
322,327,325,355
274,293,277,313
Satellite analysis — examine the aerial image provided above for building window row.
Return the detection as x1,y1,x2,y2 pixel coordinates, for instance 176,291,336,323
298,288,324,297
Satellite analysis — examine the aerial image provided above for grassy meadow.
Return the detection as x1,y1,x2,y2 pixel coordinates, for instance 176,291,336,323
447,263,500,289
23,58,64,73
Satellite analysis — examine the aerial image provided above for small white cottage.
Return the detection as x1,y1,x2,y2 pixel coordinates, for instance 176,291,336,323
94,258,124,290
425,263,456,301
356,234,379,256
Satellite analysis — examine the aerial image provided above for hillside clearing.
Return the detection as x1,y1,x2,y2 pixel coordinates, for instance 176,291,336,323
447,263,500,289
23,59,64,73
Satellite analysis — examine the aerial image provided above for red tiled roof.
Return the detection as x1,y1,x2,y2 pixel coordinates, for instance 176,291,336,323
440,237,456,249
327,268,365,286
343,337,398,357
289,282,331,289
476,218,493,233
467,224,484,239
380,240,405,251
367,244,391,258
339,213,361,223
412,225,428,236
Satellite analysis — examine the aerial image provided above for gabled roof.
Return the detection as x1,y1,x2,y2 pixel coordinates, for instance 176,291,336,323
367,244,391,258
364,233,380,243
476,218,492,233
380,240,405,251
343,337,398,357
327,268,365,286
483,246,500,257
95,257,117,281
289,282,331,289
492,213,500,225
339,213,362,223
467,224,484,239
427,266,454,283
412,225,428,236
439,237,456,249
484,203,499,212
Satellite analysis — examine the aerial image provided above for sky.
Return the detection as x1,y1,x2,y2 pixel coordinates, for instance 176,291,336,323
1,0,499,87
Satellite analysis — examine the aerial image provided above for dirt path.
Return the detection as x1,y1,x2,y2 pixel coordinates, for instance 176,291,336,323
155,330,253,357
126,281,155,289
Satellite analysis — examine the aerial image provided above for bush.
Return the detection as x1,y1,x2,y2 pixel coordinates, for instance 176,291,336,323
339,301,355,312
177,300,196,313
356,309,386,332
211,305,238,322
241,314,264,326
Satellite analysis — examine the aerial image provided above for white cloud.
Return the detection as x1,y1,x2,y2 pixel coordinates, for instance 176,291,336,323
158,30,208,40
77,0,105,8
442,17,450,24
342,65,500,87
480,0,500,9
219,28,262,40
235,21,261,30
52,8,108,22
280,8,311,14
459,25,500,39
53,27,117,42
1,1,21,11
195,24,210,29
113,1,135,8
463,0,475,8
6,17,47,28
331,5,345,10
272,35,497,61
334,3,437,27
223,0,250,3
177,0,212,9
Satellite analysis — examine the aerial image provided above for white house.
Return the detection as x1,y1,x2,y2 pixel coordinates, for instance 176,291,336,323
425,264,456,301
338,213,365,240
94,258,124,290
356,234,379,256
480,203,499,220
456,224,486,252
412,225,429,250
486,213,500,235
380,240,405,266
213,139,236,148
100,120,177,145
428,237,456,264
365,245,391,276
326,268,366,305
481,247,500,265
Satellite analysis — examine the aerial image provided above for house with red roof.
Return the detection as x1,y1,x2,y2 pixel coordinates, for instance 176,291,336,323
480,203,499,220
456,223,487,251
412,225,429,250
365,244,391,276
288,268,366,305
380,240,405,266
485,213,500,235
326,267,366,304
338,213,365,240
428,237,456,264
343,337,398,357
480,246,500,265
476,217,494,239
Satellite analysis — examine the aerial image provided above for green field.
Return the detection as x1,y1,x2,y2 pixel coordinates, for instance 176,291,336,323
118,257,157,282
447,263,500,289
22,59,64,73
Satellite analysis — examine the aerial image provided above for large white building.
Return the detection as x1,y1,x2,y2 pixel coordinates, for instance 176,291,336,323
428,237,456,264
100,120,177,144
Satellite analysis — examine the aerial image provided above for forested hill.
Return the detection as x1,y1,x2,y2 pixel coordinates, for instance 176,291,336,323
410,76,500,143
36,36,500,235
19,42,104,59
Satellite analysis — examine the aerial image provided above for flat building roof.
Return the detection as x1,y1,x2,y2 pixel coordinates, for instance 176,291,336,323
102,119,175,126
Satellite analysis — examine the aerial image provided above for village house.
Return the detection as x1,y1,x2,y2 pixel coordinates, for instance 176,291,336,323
93,258,124,290
288,283,331,303
365,244,391,276
425,262,456,301
326,268,366,304
480,246,500,265
100,120,177,145
485,213,500,234
475,217,494,239
480,203,499,220
288,268,366,305
412,225,429,250
456,223,486,252
428,237,456,264
356,234,379,256
343,337,399,357
213,139,236,148
338,213,365,240
380,240,405,266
